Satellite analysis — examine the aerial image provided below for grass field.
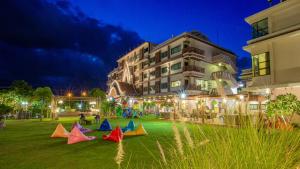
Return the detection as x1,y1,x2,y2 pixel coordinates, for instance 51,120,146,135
0,117,300,169
0,116,175,169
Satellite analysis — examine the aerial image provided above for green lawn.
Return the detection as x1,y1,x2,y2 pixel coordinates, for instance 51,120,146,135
1,117,300,169
0,117,175,169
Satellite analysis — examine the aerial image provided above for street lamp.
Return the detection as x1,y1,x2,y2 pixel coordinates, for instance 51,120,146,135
67,92,72,108
81,91,87,97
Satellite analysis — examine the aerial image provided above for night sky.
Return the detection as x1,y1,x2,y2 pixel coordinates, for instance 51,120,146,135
0,0,280,90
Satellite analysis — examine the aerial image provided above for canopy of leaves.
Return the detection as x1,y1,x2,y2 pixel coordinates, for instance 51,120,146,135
0,104,13,115
89,88,106,100
266,93,300,117
10,80,33,97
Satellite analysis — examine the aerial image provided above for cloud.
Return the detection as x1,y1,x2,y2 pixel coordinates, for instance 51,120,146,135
0,0,143,89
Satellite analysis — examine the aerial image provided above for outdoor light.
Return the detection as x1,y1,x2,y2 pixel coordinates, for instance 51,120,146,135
78,104,82,109
167,98,171,103
239,83,244,88
89,101,96,105
218,63,222,66
219,79,222,82
58,100,63,104
67,92,72,97
266,88,271,94
48,105,51,108
239,95,244,100
180,93,186,99
81,91,87,96
21,101,28,105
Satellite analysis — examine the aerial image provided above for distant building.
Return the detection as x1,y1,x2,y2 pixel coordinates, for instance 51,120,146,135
107,31,237,98
243,0,300,99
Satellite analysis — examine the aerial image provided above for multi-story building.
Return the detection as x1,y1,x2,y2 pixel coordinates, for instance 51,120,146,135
107,31,237,100
239,68,253,87
243,0,300,99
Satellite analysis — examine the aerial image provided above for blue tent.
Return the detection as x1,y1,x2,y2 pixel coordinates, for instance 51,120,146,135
122,120,135,133
99,119,112,131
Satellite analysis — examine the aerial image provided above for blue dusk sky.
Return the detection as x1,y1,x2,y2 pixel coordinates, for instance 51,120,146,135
0,0,280,90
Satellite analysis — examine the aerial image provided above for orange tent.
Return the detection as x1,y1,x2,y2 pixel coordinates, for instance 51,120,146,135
51,123,70,138
67,126,96,144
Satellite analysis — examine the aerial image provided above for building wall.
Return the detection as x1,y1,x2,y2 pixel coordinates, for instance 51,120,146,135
273,36,300,84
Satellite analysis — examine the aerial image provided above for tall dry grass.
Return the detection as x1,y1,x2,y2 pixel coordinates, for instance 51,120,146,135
156,123,300,169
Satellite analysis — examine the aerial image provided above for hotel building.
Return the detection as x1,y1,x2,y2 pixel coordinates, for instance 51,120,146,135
243,0,300,100
107,31,238,115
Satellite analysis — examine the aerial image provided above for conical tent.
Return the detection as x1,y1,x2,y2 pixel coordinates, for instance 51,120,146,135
102,126,123,142
99,119,112,131
72,122,92,133
122,120,135,133
67,126,96,144
124,124,147,136
51,123,70,138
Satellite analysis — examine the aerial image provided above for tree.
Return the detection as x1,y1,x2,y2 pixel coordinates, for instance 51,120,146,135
32,87,53,120
266,93,300,128
89,88,106,114
0,104,13,118
101,100,115,117
10,80,33,97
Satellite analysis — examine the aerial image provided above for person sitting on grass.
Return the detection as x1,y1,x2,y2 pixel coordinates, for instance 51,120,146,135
79,113,86,124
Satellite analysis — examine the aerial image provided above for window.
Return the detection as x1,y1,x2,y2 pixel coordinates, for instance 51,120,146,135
171,80,181,87
252,52,270,76
171,62,181,71
143,73,148,79
196,79,209,91
160,51,168,59
252,18,268,39
150,71,156,77
142,61,148,68
171,45,181,55
161,67,168,74
149,57,156,64
143,87,148,92
249,104,259,110
144,47,149,53
161,83,168,89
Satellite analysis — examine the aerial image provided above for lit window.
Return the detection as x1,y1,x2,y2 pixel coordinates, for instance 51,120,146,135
171,45,181,55
195,79,209,91
252,52,270,77
171,81,181,87
249,104,259,110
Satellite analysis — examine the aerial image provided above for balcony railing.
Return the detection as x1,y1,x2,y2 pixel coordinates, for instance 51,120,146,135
182,47,205,55
212,54,237,71
211,71,238,86
183,65,205,73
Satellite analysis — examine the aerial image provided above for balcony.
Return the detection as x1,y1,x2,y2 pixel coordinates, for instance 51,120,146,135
211,71,238,87
182,47,205,56
183,65,205,73
184,84,210,94
212,54,237,72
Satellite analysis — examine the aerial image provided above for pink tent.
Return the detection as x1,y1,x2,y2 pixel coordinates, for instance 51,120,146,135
68,126,96,144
